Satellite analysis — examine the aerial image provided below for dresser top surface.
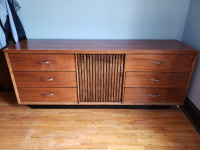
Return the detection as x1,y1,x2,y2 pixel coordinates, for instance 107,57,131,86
4,39,198,54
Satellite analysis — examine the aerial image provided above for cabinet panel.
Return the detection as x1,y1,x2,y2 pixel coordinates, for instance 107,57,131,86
124,88,185,104
14,72,77,87
126,55,193,72
18,88,77,103
125,72,188,88
9,54,75,71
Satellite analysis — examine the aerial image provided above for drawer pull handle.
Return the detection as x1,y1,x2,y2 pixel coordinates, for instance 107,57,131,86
35,61,50,64
40,78,53,81
151,78,163,82
41,93,54,97
149,94,160,98
152,61,165,65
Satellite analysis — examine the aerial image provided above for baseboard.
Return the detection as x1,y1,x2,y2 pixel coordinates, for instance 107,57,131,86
29,105,170,109
180,97,200,133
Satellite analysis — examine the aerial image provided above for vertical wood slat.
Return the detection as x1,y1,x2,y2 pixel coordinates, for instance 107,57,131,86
103,55,106,102
101,55,104,102
90,55,93,102
81,55,85,101
77,54,125,103
118,55,123,102
84,55,87,102
121,55,126,104
95,55,97,102
93,55,95,102
115,54,118,102
87,55,90,102
105,55,107,102
96,55,99,102
113,55,117,102
99,55,101,102
106,55,109,102
117,55,122,102
109,55,112,102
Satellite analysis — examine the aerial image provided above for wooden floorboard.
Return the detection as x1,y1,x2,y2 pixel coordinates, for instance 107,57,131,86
0,92,199,150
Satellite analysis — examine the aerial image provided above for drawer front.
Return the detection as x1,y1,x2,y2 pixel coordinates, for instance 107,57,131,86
14,72,77,87
125,72,188,88
124,88,185,104
9,54,75,71
126,55,193,72
18,88,77,103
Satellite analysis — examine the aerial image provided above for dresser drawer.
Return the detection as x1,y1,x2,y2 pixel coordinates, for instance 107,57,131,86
126,55,193,72
125,72,188,88
14,72,77,87
18,88,77,103
9,54,75,71
124,88,185,104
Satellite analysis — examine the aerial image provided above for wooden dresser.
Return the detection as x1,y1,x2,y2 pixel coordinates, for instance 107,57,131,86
4,40,198,105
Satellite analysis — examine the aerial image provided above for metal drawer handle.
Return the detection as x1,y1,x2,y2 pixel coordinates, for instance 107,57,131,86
40,78,53,81
152,61,165,65
35,61,50,64
149,94,160,98
151,78,163,82
41,93,54,97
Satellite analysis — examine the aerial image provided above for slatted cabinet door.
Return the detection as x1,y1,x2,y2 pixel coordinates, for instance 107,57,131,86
77,54,125,103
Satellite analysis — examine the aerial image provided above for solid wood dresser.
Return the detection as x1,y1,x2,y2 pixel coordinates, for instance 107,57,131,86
3,40,198,105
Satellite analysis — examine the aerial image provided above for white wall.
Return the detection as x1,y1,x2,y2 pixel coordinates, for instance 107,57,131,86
182,0,200,110
17,0,190,40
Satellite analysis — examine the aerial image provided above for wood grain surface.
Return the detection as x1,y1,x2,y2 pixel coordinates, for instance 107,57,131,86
126,54,193,72
14,72,77,87
124,88,185,104
125,72,188,88
18,88,77,103
9,54,76,71
0,92,199,150
4,39,198,54
77,54,125,103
